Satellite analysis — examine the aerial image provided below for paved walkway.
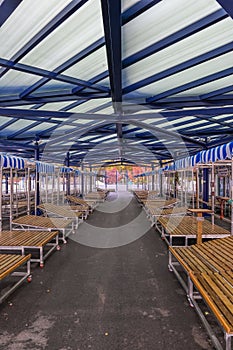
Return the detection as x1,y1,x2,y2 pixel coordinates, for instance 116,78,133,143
0,192,214,350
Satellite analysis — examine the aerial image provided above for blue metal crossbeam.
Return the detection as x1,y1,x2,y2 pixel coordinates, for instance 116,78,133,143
147,67,233,103
19,38,106,98
0,58,109,95
201,85,233,99
216,0,233,19
122,0,162,25
8,121,42,139
0,0,89,78
1,106,233,120
123,41,233,94
0,0,22,27
101,0,122,111
0,138,35,150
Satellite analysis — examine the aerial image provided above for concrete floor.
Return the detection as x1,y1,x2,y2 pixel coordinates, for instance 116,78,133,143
0,192,220,350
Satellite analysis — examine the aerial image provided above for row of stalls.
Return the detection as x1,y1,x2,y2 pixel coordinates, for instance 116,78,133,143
135,141,233,231
0,155,98,230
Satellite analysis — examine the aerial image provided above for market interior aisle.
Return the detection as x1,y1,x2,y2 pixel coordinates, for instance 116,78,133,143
0,192,212,350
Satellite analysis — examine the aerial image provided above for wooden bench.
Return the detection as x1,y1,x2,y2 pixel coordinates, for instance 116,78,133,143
12,215,72,244
142,198,179,213
37,203,83,229
0,230,60,268
168,237,233,350
66,195,97,211
0,254,31,303
157,216,230,246
189,270,233,350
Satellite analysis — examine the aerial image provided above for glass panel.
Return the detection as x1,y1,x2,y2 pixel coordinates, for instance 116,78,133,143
0,0,72,59
21,0,104,71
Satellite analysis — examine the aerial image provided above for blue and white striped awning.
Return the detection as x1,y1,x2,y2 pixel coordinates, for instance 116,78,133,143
175,141,233,169
1,155,25,169
60,166,73,173
36,161,55,174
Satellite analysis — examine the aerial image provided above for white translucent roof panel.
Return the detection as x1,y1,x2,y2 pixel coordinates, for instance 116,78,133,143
0,120,35,133
38,101,76,111
121,0,140,12
94,135,116,142
0,116,14,124
191,124,229,131
79,135,100,141
21,0,104,71
64,47,108,82
0,0,72,59
68,98,113,113
122,0,221,58
123,17,233,88
212,115,233,121
171,75,233,97
134,51,233,97
22,122,62,134
33,81,76,94
0,70,41,96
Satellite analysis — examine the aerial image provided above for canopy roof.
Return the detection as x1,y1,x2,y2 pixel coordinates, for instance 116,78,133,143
0,0,233,167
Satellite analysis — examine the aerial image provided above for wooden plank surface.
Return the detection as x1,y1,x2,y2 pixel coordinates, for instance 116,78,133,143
0,254,31,280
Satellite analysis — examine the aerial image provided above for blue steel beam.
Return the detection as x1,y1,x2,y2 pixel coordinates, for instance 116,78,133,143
122,0,162,25
20,38,105,98
147,67,233,103
0,0,89,78
101,0,122,110
0,0,22,27
0,58,109,94
122,9,227,68
136,96,233,108
0,91,110,106
216,0,233,19
1,106,233,120
0,138,35,150
101,0,122,140
123,41,233,94
0,117,19,131
201,86,233,99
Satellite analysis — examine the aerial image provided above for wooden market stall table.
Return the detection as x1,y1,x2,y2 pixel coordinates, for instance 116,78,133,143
66,195,97,212
12,215,74,244
168,236,233,350
0,230,59,268
157,215,230,246
142,198,180,215
0,254,31,304
187,208,213,245
37,203,83,228
147,206,189,227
